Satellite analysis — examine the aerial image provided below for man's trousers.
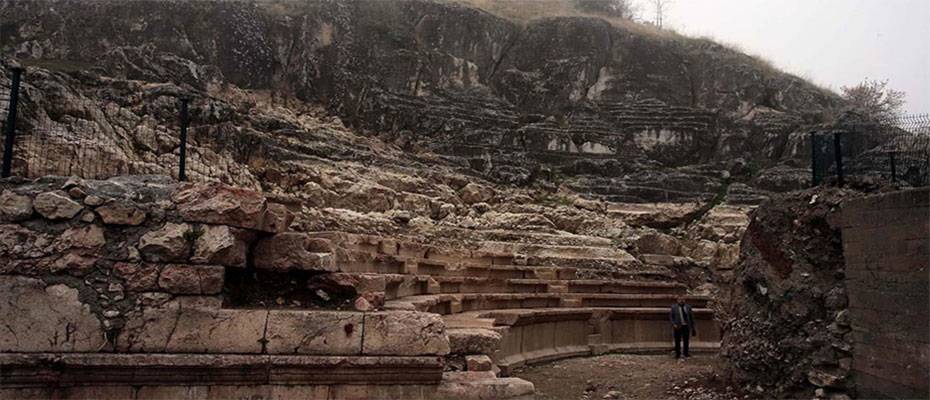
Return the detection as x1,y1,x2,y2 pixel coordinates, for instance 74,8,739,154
673,325,690,358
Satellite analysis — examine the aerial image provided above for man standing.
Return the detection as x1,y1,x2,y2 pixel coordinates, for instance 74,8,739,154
670,296,697,359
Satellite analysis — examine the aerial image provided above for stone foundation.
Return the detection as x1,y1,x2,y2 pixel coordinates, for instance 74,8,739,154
0,177,532,399
1,176,732,398
840,188,929,399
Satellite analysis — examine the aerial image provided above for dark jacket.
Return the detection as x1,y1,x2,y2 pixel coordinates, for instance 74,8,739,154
670,303,695,327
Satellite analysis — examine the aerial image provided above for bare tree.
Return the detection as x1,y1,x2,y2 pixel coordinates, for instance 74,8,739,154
575,0,638,19
651,0,673,28
841,79,906,124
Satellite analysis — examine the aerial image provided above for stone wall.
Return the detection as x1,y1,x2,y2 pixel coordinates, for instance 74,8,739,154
840,188,929,399
0,176,478,399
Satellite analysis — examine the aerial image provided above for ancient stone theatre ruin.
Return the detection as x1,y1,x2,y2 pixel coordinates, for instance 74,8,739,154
0,1,927,399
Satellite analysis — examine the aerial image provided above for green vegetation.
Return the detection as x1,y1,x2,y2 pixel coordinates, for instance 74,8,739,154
183,227,204,243
840,79,906,124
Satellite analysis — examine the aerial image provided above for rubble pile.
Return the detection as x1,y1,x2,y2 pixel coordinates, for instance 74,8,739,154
719,188,863,399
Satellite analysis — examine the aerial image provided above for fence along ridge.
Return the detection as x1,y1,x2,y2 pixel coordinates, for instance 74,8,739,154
1,66,928,188
0,66,224,182
811,113,930,187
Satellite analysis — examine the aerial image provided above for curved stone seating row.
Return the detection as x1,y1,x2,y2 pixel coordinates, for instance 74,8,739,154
432,277,685,296
312,231,642,276
316,231,719,379
384,293,709,314
373,273,687,301
443,307,719,375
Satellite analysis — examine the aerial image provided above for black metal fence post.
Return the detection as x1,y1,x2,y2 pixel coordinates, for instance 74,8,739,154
811,132,819,187
178,97,189,182
889,151,896,183
833,131,844,186
1,67,24,178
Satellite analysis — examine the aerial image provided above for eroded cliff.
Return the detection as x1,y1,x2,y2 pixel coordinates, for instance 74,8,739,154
1,0,841,201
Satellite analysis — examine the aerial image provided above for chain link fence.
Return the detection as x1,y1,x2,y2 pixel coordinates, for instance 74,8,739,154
0,67,243,183
812,114,930,187
3,66,929,189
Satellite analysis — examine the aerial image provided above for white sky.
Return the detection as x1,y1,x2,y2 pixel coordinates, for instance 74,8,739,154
659,0,930,114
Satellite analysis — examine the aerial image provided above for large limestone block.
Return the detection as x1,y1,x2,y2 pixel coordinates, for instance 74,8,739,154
171,183,292,233
33,191,83,220
635,232,682,256
362,312,450,356
265,311,363,355
436,372,535,399
192,225,254,268
114,262,161,292
157,264,225,295
0,276,106,352
118,297,266,353
340,182,396,212
261,202,293,233
465,355,493,371
58,224,106,250
447,328,502,355
253,233,335,272
96,201,147,226
138,223,192,262
204,385,329,400
458,182,495,205
50,252,99,276
0,190,32,222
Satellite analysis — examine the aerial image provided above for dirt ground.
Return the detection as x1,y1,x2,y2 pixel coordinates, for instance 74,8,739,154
514,354,751,400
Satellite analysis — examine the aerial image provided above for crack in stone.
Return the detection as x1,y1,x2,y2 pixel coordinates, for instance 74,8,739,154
162,303,183,352
259,310,270,354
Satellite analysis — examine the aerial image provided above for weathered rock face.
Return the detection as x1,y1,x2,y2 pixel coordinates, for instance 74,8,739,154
138,222,194,263
252,232,336,272
191,225,254,268
0,190,32,222
0,276,106,352
0,0,840,202
172,183,293,233
362,312,450,356
720,189,859,398
33,191,83,220
96,201,147,226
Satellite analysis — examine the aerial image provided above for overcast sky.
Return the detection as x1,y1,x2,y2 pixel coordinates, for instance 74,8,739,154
661,0,930,114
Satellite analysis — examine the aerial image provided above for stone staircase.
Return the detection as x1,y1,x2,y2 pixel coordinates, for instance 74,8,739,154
0,179,538,399
360,89,726,193
0,178,722,399
319,232,721,377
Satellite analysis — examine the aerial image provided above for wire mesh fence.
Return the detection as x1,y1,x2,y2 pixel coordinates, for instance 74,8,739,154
812,114,930,187
0,89,251,184
2,66,930,189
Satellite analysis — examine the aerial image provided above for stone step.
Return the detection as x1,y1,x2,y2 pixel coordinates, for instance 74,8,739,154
455,229,614,248
511,279,686,294
319,232,645,276
354,272,687,301
417,263,577,280
639,254,698,268
333,256,579,278
442,307,719,375
384,293,710,314
435,276,685,295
